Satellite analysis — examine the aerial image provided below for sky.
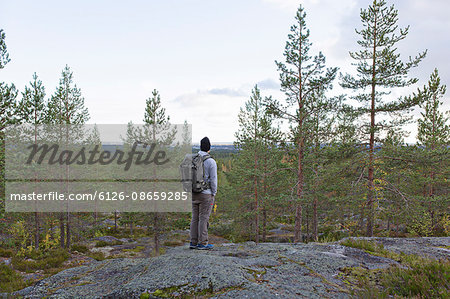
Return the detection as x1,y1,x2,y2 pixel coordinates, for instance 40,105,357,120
1,0,449,143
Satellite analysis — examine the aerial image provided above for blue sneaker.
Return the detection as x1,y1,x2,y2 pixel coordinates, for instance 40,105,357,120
189,242,197,249
196,244,214,250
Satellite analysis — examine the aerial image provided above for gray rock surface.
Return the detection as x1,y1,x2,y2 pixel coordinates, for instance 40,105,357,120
12,237,449,299
94,236,121,243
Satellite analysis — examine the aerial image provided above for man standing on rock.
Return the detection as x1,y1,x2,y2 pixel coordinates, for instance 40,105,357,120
190,137,217,250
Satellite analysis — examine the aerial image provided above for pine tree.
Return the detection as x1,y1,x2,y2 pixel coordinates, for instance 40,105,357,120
0,28,14,225
340,0,426,236
18,73,47,123
181,120,191,148
265,5,337,242
46,65,89,248
119,121,139,238
0,29,10,69
230,86,287,242
234,86,272,242
18,72,47,249
141,89,176,256
0,83,18,131
47,65,89,125
302,88,341,241
417,69,449,148
415,69,449,232
0,83,18,218
86,124,102,229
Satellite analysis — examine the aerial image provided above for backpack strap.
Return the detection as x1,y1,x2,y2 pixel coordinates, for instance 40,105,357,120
201,154,211,189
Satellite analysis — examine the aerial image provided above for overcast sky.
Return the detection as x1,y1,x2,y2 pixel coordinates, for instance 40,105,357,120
1,0,449,143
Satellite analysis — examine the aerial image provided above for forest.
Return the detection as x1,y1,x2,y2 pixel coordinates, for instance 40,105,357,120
0,0,448,297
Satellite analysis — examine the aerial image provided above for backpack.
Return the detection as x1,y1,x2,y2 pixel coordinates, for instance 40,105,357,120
180,153,211,193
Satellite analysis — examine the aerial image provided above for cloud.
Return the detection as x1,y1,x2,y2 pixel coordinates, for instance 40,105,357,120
207,87,246,97
256,78,280,90
262,0,318,10
168,87,249,141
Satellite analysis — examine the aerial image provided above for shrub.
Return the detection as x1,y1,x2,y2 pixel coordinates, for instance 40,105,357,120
340,238,450,298
71,243,89,253
11,248,69,272
0,264,28,292
88,251,105,261
356,258,450,298
0,247,13,258
172,216,191,230
340,238,393,257
407,210,432,237
95,240,123,247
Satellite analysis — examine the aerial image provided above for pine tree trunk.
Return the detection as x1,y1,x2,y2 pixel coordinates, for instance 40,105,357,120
59,212,65,248
262,208,267,242
262,149,267,243
154,212,160,256
34,212,39,249
313,197,318,241
114,210,118,232
33,126,39,250
294,142,304,243
66,212,71,249
367,13,378,238
306,207,310,242
294,204,302,242
294,128,305,242
254,152,259,243
130,221,133,236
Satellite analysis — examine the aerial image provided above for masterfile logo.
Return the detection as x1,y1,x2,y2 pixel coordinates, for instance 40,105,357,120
4,123,192,213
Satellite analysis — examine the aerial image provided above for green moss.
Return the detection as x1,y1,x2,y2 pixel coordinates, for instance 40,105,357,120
144,283,244,298
162,240,183,247
140,292,150,299
71,243,89,253
95,240,123,247
152,284,187,298
123,246,145,253
87,251,106,261
151,247,166,257
243,267,267,282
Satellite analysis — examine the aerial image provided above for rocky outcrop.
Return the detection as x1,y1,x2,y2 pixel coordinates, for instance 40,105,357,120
11,237,449,298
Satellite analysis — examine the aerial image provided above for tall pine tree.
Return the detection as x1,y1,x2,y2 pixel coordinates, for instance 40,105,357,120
46,65,89,248
234,85,283,242
416,69,449,232
141,89,176,256
265,5,337,242
18,72,47,249
340,0,426,236
417,69,449,148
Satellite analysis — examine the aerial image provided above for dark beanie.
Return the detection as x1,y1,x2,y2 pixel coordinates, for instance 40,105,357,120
200,137,211,152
